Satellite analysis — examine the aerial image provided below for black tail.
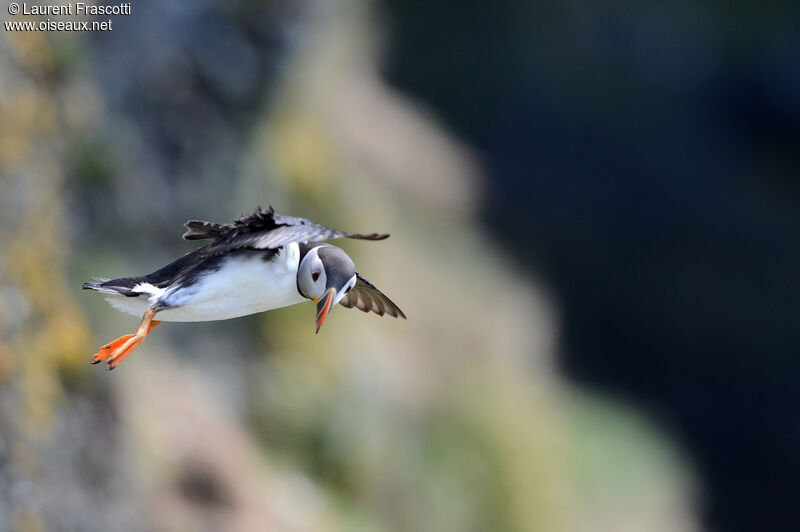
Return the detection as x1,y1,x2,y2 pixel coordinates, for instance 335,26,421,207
82,277,141,297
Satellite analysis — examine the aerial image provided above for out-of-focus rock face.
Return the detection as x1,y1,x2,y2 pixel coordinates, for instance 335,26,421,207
0,28,131,532
1,1,698,531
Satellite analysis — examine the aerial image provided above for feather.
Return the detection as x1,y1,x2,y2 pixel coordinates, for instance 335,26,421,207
180,206,390,256
340,273,405,319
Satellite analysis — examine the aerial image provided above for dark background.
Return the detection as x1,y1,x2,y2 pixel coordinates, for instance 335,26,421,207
382,1,800,531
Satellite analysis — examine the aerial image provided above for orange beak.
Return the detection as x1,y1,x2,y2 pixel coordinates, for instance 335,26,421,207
315,287,336,334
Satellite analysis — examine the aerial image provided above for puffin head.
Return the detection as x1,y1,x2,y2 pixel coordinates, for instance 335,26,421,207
297,244,357,333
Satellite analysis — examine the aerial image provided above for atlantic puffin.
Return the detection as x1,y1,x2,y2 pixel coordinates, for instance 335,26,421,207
83,206,405,369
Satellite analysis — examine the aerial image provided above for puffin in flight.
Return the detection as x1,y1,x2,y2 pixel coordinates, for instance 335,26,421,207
83,206,405,370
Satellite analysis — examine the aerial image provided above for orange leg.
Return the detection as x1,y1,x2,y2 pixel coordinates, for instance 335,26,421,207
92,308,161,370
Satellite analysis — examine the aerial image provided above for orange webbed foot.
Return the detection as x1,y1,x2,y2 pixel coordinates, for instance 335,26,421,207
92,334,135,364
105,335,143,370
90,313,160,370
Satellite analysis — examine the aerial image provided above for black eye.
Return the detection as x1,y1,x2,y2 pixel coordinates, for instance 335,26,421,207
312,271,320,282
345,286,352,294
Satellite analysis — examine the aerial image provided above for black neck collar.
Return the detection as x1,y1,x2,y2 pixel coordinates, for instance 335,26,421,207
296,242,315,299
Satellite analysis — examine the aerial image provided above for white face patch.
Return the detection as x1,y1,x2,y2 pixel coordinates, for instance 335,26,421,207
298,245,357,303
297,247,327,300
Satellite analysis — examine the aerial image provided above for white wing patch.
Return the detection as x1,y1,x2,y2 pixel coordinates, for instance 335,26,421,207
132,282,166,299
102,282,166,317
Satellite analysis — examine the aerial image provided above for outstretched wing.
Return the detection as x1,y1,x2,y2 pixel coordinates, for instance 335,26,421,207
182,206,389,254
339,273,406,319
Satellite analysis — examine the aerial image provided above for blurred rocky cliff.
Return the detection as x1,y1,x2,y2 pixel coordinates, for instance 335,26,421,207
1,1,699,531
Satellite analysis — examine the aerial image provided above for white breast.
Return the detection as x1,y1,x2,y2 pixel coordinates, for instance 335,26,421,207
108,243,307,322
